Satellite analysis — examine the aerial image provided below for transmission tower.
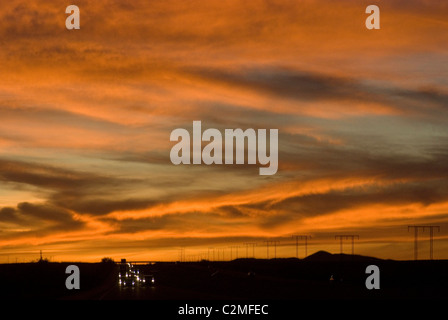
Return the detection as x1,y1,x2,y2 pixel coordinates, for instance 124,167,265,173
335,235,359,255
229,246,241,260
244,243,257,258
178,247,185,262
408,225,440,260
208,247,215,261
292,235,311,258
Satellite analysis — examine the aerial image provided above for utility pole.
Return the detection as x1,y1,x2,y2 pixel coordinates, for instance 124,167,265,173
216,248,225,261
408,226,422,261
264,240,270,259
244,243,257,258
178,248,185,262
230,246,240,260
208,247,215,261
272,241,280,258
244,243,249,258
264,240,280,259
292,235,311,258
428,226,440,260
334,235,359,255
408,225,440,260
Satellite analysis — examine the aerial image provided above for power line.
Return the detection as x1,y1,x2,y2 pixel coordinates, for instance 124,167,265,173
408,225,440,260
292,235,311,258
229,245,241,260
208,247,215,261
215,248,226,261
178,247,185,262
264,240,280,259
334,235,359,255
272,241,280,258
243,243,257,258
263,240,270,259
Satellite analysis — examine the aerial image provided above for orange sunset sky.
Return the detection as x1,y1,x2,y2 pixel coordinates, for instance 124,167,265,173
1,0,448,262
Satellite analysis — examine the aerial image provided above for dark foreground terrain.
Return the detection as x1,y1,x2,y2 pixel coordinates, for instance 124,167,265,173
1,251,448,300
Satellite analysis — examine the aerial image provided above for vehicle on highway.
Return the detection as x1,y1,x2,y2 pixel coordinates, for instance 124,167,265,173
141,274,155,286
118,273,136,287
118,261,137,287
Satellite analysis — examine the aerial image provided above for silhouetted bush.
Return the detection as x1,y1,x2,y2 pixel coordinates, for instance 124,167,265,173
101,257,115,264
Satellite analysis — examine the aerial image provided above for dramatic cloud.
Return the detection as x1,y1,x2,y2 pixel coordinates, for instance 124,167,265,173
186,66,448,119
0,202,85,238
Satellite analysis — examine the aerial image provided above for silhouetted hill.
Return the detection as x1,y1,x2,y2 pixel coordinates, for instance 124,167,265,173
304,250,384,262
304,250,333,261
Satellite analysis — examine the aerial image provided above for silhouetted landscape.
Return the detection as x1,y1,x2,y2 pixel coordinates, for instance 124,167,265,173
1,251,448,300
